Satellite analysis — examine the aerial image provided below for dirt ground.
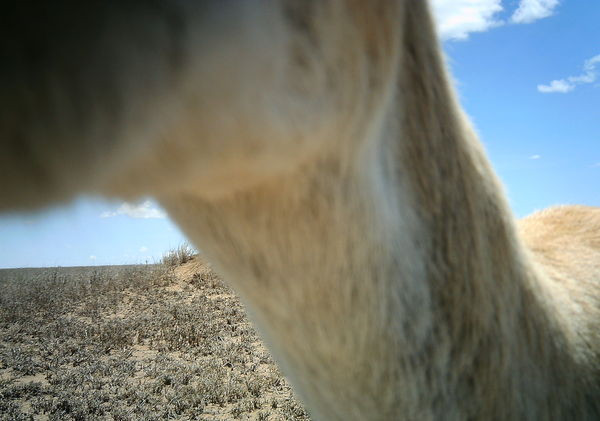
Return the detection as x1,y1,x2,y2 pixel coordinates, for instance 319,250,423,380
0,258,310,420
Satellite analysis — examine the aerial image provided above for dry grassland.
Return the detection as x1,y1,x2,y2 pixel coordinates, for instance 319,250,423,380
0,257,310,420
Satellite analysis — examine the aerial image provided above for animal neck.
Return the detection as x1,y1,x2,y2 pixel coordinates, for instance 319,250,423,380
161,3,575,419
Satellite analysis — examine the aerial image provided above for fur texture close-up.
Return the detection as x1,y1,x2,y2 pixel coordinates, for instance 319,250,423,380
0,1,598,420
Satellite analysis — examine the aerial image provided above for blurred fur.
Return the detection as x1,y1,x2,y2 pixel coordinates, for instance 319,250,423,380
1,1,598,420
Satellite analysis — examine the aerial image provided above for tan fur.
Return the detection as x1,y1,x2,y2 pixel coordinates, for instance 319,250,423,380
1,1,598,420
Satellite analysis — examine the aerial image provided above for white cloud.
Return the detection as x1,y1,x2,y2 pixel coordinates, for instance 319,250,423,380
430,0,564,41
89,255,97,261
511,0,559,24
537,79,574,93
430,0,504,40
100,200,166,219
538,54,600,94
530,155,541,160
100,210,116,218
569,55,600,84
139,246,149,253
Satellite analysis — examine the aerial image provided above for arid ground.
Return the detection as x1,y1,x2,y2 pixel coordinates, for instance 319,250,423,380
0,254,310,420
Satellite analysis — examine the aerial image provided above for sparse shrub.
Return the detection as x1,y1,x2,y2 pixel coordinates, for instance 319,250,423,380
161,244,196,267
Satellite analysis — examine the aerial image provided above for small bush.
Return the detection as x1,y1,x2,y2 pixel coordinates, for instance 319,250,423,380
161,244,196,267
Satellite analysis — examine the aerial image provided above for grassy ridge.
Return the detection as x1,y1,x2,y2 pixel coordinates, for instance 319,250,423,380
0,261,309,420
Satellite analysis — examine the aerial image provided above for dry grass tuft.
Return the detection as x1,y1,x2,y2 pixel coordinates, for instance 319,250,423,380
0,260,310,420
161,244,197,268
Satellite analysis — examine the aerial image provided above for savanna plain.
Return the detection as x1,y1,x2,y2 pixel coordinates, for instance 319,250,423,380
0,247,310,420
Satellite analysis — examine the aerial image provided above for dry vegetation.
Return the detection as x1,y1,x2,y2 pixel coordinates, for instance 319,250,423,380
0,258,310,420
161,244,196,268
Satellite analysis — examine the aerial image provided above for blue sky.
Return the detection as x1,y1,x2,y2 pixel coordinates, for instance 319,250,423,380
1,0,598,268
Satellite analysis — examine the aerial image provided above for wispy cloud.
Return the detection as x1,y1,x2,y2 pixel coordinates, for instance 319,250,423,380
511,0,559,24
593,163,600,168
139,246,149,253
431,0,503,40
100,200,166,219
89,255,97,261
431,0,562,41
537,80,574,93
530,154,541,160
538,54,600,93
